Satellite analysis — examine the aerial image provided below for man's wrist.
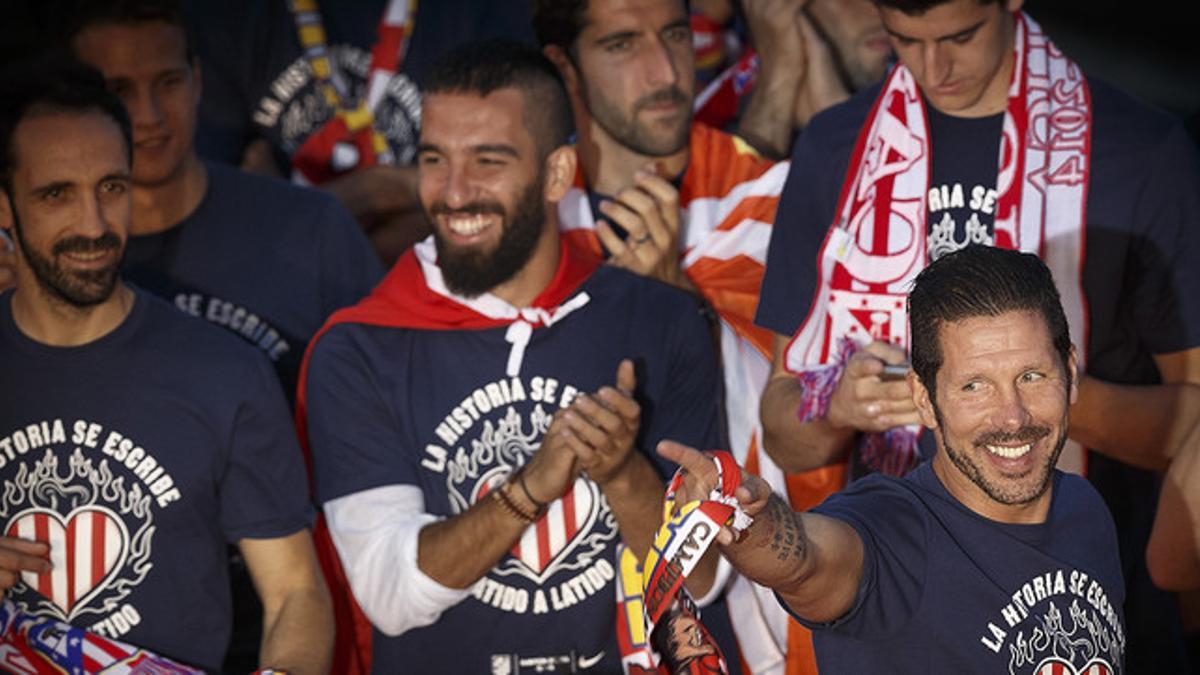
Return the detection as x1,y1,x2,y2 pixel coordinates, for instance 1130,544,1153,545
591,450,648,492
492,481,543,523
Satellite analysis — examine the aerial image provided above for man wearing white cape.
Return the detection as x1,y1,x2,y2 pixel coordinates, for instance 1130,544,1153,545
754,0,1200,671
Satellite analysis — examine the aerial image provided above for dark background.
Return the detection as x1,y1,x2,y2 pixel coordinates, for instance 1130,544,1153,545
1030,0,1200,120
4,0,1198,121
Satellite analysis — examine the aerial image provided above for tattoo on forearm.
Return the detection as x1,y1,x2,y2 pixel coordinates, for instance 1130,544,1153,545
765,496,805,563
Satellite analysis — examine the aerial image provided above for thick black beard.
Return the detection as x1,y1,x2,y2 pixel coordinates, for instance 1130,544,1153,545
11,206,123,307
430,175,546,298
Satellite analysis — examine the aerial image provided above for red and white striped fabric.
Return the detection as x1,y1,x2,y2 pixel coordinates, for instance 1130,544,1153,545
784,12,1092,474
0,598,200,674
1035,657,1113,675
7,508,125,618
559,124,785,475
509,479,594,575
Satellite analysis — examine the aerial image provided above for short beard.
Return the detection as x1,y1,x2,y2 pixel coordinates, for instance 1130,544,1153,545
11,207,122,307
933,401,1066,506
582,79,691,158
428,173,546,298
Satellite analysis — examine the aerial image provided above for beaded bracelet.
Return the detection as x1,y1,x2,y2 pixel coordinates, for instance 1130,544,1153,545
492,482,540,523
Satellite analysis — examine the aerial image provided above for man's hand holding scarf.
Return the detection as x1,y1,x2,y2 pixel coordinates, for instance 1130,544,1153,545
656,441,771,547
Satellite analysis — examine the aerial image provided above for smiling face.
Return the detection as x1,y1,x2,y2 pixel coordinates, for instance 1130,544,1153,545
3,110,132,307
912,309,1077,523
879,0,1021,117
417,88,553,298
561,0,695,157
73,20,199,187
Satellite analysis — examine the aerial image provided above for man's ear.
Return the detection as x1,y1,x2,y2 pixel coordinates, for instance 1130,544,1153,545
910,370,939,429
542,45,580,98
1067,344,1079,405
543,145,577,203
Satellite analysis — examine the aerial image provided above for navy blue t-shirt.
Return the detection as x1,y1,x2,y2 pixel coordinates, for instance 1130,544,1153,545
792,463,1126,673
188,0,536,167
756,78,1200,670
0,289,312,672
924,105,1004,261
121,162,383,399
306,265,722,674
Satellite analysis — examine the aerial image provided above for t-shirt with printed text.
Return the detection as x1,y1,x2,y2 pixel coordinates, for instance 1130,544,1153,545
794,462,1126,674
0,288,312,671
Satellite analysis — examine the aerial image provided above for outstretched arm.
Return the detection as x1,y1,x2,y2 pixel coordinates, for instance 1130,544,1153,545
658,441,863,622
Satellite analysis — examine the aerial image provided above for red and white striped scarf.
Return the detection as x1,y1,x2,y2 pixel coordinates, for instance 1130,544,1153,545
785,12,1092,475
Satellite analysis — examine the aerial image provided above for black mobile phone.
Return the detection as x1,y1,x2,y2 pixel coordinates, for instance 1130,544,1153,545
880,364,909,381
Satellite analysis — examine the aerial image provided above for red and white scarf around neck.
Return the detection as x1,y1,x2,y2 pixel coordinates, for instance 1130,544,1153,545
785,12,1092,475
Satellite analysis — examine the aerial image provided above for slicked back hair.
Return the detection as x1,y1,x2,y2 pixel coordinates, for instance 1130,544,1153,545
422,39,573,158
873,0,1002,14
908,246,1073,399
0,56,132,197
68,0,194,60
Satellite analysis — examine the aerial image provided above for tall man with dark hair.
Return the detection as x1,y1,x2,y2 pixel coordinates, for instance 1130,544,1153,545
755,1,1200,668
68,0,383,402
0,60,331,673
300,41,722,673
666,245,1127,673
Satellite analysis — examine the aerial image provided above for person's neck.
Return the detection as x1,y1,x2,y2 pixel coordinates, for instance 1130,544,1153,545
10,281,135,347
489,218,564,308
575,116,689,196
130,153,208,236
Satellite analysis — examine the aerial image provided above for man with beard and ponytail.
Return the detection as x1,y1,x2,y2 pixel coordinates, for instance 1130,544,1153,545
299,41,723,673
0,61,332,673
755,0,1200,668
662,246,1127,674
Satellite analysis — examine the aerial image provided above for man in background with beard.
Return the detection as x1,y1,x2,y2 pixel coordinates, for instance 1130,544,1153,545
299,41,723,673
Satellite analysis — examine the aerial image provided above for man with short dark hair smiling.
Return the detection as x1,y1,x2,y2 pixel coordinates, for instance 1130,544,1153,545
300,41,722,673
665,245,1126,673
755,2,1200,668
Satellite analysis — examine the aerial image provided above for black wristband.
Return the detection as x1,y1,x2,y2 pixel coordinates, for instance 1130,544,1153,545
516,472,547,511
